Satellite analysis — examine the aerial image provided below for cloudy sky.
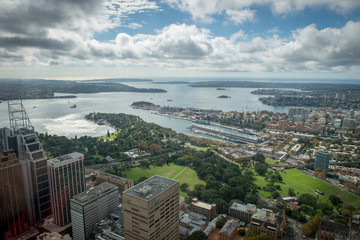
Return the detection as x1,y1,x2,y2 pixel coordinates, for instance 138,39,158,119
1,0,360,80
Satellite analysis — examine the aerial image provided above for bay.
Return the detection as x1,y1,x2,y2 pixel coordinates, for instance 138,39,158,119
0,82,289,138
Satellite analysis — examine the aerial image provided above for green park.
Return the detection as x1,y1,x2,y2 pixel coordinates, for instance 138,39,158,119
255,168,360,207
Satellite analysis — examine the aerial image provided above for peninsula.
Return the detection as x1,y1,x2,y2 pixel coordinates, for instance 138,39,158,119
0,78,166,100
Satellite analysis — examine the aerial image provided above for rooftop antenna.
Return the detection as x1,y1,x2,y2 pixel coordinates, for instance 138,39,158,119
7,78,34,134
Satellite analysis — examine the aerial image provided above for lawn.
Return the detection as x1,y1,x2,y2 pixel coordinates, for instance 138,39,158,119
255,168,360,207
265,157,287,166
99,129,121,140
123,163,205,191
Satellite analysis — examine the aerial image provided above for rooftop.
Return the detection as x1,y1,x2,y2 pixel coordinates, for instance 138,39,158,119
191,198,215,210
219,219,238,237
48,152,83,165
123,175,178,201
72,182,118,204
229,202,256,214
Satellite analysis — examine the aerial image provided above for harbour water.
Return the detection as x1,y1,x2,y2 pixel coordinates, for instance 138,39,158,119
0,81,289,138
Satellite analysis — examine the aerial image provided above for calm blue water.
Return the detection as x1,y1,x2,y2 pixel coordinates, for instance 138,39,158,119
3,79,340,138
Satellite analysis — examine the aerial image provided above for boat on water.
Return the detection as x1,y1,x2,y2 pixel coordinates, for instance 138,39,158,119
217,95,231,98
167,99,173,101
70,104,77,108
217,87,226,90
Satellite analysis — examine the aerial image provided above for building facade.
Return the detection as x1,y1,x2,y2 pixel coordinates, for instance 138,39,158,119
0,150,29,239
219,219,238,240
190,198,217,221
1,100,51,224
228,202,257,224
95,171,134,193
247,207,286,240
48,152,85,226
123,175,179,240
316,220,349,240
314,150,331,172
71,182,119,240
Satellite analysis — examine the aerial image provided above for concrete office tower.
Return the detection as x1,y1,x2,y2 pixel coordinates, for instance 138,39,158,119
315,150,331,172
0,150,29,239
48,152,85,226
1,100,51,224
71,182,119,240
123,175,180,240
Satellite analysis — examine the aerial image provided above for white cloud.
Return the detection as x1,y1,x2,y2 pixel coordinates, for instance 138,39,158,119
165,0,360,22
230,30,247,42
225,9,255,24
0,0,359,76
127,23,143,29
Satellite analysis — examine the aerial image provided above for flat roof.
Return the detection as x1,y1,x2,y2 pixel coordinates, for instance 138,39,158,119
123,175,178,201
219,219,238,236
72,182,118,204
48,152,83,165
229,202,256,214
192,200,213,210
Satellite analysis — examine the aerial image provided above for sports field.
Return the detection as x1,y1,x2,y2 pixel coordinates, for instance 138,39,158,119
256,168,360,207
123,163,205,190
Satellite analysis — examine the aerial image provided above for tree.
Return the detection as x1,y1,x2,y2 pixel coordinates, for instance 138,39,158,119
319,202,333,214
252,153,266,163
301,216,321,237
216,218,226,228
239,229,246,236
138,141,147,150
271,191,280,199
149,143,163,154
189,230,207,240
288,188,296,197
314,168,326,179
140,160,150,168
298,193,317,208
342,209,351,217
254,163,267,176
107,130,110,138
180,183,189,192
329,195,342,206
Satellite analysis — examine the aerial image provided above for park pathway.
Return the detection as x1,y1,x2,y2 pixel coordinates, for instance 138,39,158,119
173,166,188,180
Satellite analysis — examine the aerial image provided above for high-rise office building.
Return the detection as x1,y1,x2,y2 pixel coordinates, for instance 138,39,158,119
123,175,179,240
71,182,119,240
0,150,29,239
48,152,85,226
314,150,331,172
1,100,51,224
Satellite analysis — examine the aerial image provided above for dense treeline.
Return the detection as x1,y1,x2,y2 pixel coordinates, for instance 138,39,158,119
168,149,258,213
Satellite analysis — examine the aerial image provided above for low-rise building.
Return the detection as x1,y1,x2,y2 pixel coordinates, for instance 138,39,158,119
219,219,238,240
190,198,217,220
247,207,286,240
316,220,349,240
228,203,256,224
96,171,134,194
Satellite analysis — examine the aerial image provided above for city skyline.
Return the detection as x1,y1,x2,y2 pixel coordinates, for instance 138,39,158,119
0,0,360,80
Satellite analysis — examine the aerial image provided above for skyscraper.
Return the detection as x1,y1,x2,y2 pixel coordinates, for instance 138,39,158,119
48,152,85,226
123,175,179,240
0,150,29,239
71,182,119,240
1,100,51,224
314,150,331,172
